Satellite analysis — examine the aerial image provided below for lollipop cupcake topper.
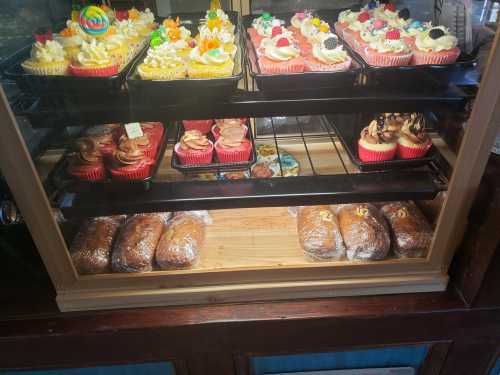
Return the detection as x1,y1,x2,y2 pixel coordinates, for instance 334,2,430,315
79,5,109,36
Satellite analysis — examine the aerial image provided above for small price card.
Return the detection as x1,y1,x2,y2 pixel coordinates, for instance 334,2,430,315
124,122,144,139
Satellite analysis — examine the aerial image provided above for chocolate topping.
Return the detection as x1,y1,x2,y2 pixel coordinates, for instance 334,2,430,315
401,113,429,144
324,37,338,50
398,8,410,20
180,130,210,151
114,138,146,166
429,28,445,39
360,116,398,144
73,138,102,165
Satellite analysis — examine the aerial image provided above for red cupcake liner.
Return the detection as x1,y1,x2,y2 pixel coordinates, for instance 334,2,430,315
397,139,432,159
109,160,153,180
174,142,214,165
364,49,413,67
211,124,249,141
99,144,116,157
215,140,252,163
141,122,164,140
358,141,397,162
182,119,214,134
258,56,305,74
67,163,106,181
69,64,119,77
303,56,352,72
411,47,460,65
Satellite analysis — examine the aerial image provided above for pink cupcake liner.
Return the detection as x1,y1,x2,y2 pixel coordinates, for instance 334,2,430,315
364,49,413,67
67,163,106,181
174,142,214,165
411,47,460,65
342,29,358,48
258,56,305,74
403,36,416,47
299,41,312,56
215,140,252,163
358,141,397,162
109,160,153,180
211,124,249,141
303,56,352,72
69,64,119,77
334,22,347,39
182,119,214,134
397,139,432,159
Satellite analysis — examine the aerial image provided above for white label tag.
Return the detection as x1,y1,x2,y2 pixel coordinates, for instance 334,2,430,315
124,122,144,139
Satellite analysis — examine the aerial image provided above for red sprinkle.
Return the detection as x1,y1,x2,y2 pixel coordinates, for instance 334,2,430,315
276,37,290,47
357,12,370,23
385,29,400,40
384,3,396,12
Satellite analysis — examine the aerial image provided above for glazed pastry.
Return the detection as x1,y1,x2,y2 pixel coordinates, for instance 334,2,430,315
109,137,154,180
413,26,460,65
156,212,206,269
214,126,252,163
21,39,69,76
337,203,391,261
297,206,345,261
111,215,163,273
67,138,106,181
69,39,118,76
175,130,214,165
397,113,432,159
380,201,432,258
358,114,398,162
70,216,124,274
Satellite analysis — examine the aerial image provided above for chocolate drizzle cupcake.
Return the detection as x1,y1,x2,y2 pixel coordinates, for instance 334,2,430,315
397,113,432,159
358,115,398,162
66,138,106,181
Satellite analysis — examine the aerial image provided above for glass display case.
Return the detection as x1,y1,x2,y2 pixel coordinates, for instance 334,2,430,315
0,0,498,312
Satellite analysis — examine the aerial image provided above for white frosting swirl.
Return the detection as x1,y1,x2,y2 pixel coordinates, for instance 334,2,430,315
139,8,155,25
369,37,410,53
415,26,458,52
77,39,112,66
300,18,329,40
189,47,231,65
291,12,312,29
31,40,66,63
373,8,399,21
312,44,348,64
143,44,183,68
104,33,126,51
55,34,82,48
338,10,359,25
309,31,337,45
359,28,387,44
347,19,371,32
115,19,140,39
263,38,299,61
199,24,234,44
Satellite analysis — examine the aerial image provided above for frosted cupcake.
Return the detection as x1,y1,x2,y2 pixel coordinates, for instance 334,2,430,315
215,126,252,163
343,11,372,47
67,138,106,181
334,8,360,38
55,26,84,62
397,113,432,159
290,11,313,32
69,39,118,76
21,40,69,76
413,26,460,65
373,3,399,22
364,29,412,66
248,12,284,47
99,27,130,68
300,17,330,43
138,43,186,80
175,130,214,165
304,36,352,72
204,9,235,34
355,19,389,53
258,35,304,74
400,20,431,46
115,19,143,52
187,38,234,78
358,115,398,162
198,23,236,58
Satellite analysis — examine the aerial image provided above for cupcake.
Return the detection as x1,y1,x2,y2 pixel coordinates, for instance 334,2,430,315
248,12,284,47
215,127,252,163
303,35,352,72
198,22,236,58
290,11,313,33
187,38,234,78
21,40,69,76
99,27,130,68
212,118,248,140
55,26,84,62
66,138,106,181
182,119,214,134
334,8,360,38
300,17,331,43
383,113,412,133
115,19,143,53
364,29,412,66
204,9,235,34
175,130,214,165
257,35,304,74
412,26,460,65
343,11,372,48
358,115,398,162
400,20,431,46
141,122,164,146
354,19,388,53
109,138,154,180
118,132,157,159
69,39,119,76
84,125,117,157
138,43,186,80
397,113,432,159
373,3,400,22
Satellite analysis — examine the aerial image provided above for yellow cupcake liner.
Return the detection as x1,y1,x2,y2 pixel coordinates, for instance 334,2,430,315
138,64,186,80
21,60,69,76
187,60,234,78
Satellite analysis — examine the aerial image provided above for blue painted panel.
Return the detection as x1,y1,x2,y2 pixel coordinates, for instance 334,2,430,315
490,356,500,375
251,346,428,375
1,362,175,375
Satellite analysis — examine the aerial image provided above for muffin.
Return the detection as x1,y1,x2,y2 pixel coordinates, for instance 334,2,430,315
412,26,460,65
397,113,432,159
364,29,412,66
358,115,398,162
258,35,304,74
66,138,106,181
69,39,119,77
109,138,154,180
175,130,214,165
182,119,214,134
21,40,69,76
303,35,352,72
215,126,252,163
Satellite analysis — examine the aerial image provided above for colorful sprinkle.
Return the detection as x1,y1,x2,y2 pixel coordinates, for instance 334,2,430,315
79,5,109,36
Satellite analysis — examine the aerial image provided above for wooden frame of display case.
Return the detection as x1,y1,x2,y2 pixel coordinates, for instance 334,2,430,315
1,20,499,312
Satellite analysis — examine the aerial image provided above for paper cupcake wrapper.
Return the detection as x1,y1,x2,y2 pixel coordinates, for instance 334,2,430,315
21,62,69,76
215,141,252,163
175,142,214,165
138,65,186,80
211,124,248,141
109,162,152,180
364,49,412,67
334,22,347,39
183,120,214,134
358,141,397,162
303,56,352,72
411,48,460,65
299,42,312,56
397,139,432,159
187,63,234,78
341,30,357,48
67,164,106,181
258,56,305,74
69,63,119,77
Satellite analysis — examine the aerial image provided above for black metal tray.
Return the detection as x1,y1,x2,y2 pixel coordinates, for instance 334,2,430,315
243,11,363,93
3,42,147,99
50,124,169,192
329,113,441,172
127,11,244,106
171,120,256,174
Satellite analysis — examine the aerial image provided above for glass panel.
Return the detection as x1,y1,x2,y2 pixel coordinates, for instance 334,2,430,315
1,362,176,375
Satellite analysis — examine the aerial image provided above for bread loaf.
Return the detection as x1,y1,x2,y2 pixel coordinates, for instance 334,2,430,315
337,203,390,261
297,206,345,261
156,212,206,269
70,216,124,275
380,201,432,258
111,214,163,272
